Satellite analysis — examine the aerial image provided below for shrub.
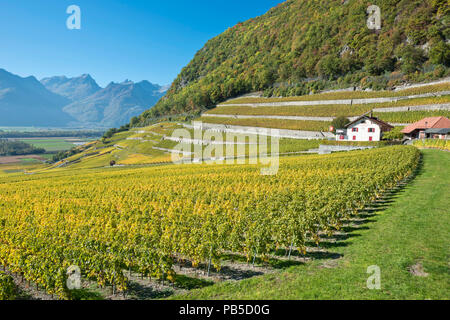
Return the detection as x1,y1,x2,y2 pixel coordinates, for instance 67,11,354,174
383,127,404,141
429,41,450,66
331,116,351,133
396,45,426,74
0,272,17,300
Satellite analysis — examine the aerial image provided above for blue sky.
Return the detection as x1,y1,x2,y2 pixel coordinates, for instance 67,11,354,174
0,0,283,87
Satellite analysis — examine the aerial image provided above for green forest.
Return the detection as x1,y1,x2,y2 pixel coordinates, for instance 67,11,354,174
136,0,449,125
0,139,45,156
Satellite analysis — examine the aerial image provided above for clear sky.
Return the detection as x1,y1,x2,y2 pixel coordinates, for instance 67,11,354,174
0,0,283,87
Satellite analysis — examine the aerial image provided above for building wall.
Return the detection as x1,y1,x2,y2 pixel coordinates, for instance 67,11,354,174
346,119,381,142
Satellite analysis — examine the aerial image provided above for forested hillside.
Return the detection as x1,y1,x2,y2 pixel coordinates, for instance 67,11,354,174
137,0,449,124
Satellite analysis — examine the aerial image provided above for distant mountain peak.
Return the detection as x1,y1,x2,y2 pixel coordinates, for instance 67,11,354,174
41,74,101,102
0,68,74,127
63,78,168,127
1,68,168,128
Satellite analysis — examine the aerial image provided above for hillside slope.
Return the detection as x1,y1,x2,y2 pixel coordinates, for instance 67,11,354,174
138,0,449,123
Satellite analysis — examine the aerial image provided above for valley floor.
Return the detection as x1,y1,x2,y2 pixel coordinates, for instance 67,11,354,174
173,149,450,300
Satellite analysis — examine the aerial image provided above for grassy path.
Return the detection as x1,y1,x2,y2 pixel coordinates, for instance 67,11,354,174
174,149,449,300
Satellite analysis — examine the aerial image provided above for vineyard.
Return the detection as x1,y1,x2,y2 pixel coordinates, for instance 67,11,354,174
29,123,330,172
200,111,450,130
208,96,450,118
0,146,420,299
373,111,450,124
413,139,450,151
202,83,450,131
198,117,331,132
0,272,16,300
220,83,450,105
156,136,323,156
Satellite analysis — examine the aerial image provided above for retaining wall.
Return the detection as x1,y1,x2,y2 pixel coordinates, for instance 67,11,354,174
185,122,334,140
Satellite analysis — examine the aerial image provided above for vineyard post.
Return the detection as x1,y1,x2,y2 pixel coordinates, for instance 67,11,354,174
112,272,116,295
252,248,258,267
207,246,212,277
288,240,294,260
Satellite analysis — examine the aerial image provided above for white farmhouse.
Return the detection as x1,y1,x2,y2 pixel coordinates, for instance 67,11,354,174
336,115,393,142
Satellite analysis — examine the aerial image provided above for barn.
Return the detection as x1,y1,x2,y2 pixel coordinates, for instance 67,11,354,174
336,115,394,142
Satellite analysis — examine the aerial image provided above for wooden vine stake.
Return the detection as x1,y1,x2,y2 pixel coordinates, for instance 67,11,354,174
288,240,294,261
252,248,258,267
207,246,213,277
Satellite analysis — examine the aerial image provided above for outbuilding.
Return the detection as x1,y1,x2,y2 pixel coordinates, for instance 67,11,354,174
401,117,450,140
423,128,450,140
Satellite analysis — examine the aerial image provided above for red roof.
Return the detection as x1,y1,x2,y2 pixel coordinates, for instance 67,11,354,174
401,117,450,134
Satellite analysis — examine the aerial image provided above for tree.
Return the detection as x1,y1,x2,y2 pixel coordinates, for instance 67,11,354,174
383,127,404,141
103,128,116,139
130,116,140,127
396,45,426,74
429,41,450,67
317,55,342,80
331,117,351,133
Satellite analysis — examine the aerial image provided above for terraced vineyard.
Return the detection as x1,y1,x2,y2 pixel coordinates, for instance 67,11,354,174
198,117,331,132
220,83,450,105
207,96,450,118
373,111,450,124
27,122,329,172
0,146,419,299
200,82,450,131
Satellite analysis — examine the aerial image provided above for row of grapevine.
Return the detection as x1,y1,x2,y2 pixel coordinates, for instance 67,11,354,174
374,111,450,123
413,139,450,151
209,96,450,117
201,111,449,130
199,116,330,131
0,146,420,298
0,272,16,300
220,83,450,105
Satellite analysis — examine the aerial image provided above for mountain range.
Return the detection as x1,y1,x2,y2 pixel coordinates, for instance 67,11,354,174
62,80,167,127
0,68,167,128
0,69,73,127
41,74,101,102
